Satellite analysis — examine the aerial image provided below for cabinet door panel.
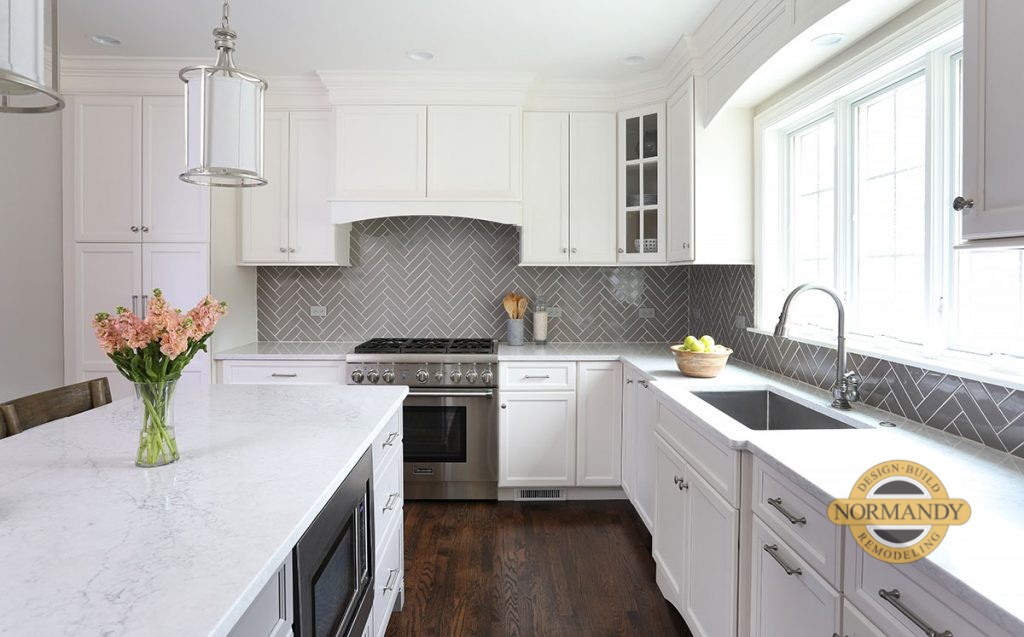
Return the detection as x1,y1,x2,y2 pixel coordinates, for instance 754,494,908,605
653,435,688,613
634,379,658,531
750,518,840,637
685,468,739,637
143,96,210,243
575,361,622,486
499,391,576,487
69,96,142,242
568,112,616,264
962,0,1024,240
842,600,886,637
428,105,521,200
617,105,666,263
289,111,341,264
335,105,426,199
72,243,142,370
240,111,289,263
521,112,569,264
667,81,695,262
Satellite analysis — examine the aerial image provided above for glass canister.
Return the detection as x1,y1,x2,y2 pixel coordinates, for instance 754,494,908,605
534,295,549,344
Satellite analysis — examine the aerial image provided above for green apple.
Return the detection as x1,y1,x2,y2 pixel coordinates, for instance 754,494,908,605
689,340,707,353
700,335,715,350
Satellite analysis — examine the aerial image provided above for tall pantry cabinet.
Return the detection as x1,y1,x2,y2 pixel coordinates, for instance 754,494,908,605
63,95,212,400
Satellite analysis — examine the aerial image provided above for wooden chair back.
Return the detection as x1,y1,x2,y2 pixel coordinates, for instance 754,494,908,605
0,378,112,437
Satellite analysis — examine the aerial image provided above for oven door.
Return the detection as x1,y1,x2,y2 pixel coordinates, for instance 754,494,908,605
403,388,498,499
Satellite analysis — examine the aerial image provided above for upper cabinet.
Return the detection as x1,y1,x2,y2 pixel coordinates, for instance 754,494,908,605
65,95,209,244
666,77,753,264
240,110,351,266
960,0,1024,244
521,112,616,265
330,104,522,225
618,104,666,263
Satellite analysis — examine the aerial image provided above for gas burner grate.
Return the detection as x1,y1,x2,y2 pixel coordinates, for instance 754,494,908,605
353,338,495,355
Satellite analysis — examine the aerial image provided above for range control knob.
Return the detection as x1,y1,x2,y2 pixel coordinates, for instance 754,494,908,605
434,369,444,382
480,369,494,384
366,369,380,384
350,369,364,384
415,369,429,383
449,368,463,383
381,369,395,384
465,368,478,384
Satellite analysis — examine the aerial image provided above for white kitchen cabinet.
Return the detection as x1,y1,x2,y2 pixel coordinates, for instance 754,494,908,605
653,435,689,612
521,112,616,265
666,77,752,264
750,518,840,637
228,557,293,637
217,360,346,385
620,371,638,500
634,377,658,531
67,96,143,243
498,391,576,487
240,110,350,266
618,104,666,263
683,466,739,637
335,105,427,200
841,601,886,637
960,0,1024,242
143,96,210,243
427,105,521,200
575,361,622,486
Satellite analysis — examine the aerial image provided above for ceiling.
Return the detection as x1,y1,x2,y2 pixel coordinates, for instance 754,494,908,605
59,0,720,79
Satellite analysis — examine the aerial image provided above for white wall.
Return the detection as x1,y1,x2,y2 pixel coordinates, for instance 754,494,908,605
209,189,258,352
0,112,65,402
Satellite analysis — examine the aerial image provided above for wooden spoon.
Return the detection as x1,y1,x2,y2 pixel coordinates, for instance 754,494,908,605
517,297,528,320
503,293,517,319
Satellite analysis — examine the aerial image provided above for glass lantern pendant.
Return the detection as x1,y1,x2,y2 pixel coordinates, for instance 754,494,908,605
179,0,267,187
0,0,65,113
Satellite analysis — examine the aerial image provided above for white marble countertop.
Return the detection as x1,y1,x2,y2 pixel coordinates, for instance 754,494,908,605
0,383,407,636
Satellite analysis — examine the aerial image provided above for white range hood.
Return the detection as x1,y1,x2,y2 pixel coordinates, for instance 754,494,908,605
320,72,529,226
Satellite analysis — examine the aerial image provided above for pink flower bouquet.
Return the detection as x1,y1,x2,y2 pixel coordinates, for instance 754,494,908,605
93,289,227,466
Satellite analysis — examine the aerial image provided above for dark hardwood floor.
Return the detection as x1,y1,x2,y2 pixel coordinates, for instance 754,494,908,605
385,500,693,637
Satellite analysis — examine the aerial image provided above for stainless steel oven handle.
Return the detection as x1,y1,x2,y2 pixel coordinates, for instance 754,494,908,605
383,568,400,593
406,390,495,398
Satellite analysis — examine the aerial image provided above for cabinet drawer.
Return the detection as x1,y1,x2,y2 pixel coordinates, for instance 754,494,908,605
657,402,740,507
373,444,403,544
844,540,1013,637
499,361,575,391
219,360,345,385
373,519,403,637
371,411,403,473
752,457,842,588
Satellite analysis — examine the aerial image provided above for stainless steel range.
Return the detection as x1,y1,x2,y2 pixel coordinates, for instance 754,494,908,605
346,338,498,500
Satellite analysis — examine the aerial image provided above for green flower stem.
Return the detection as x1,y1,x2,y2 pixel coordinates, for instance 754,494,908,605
136,381,179,467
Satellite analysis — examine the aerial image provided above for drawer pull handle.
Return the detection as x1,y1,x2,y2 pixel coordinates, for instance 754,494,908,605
383,492,400,512
523,374,551,379
639,380,649,388
767,497,806,525
879,588,953,637
383,431,400,447
384,568,400,592
762,544,801,576
673,475,689,490
271,373,298,378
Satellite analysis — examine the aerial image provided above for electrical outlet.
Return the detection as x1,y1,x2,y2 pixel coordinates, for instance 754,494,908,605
547,306,562,319
639,307,656,319
310,305,327,318
734,314,748,329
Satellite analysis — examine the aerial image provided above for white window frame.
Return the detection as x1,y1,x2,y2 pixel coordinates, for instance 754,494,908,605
753,4,1024,391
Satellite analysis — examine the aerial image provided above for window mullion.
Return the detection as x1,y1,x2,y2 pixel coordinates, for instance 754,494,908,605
835,97,855,331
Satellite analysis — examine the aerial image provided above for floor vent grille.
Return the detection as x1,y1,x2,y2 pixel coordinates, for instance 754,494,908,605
515,488,566,501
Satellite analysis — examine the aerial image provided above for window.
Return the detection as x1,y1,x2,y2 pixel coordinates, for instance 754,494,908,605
757,19,1024,378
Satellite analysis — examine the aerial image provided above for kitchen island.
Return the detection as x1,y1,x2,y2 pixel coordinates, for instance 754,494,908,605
0,383,407,636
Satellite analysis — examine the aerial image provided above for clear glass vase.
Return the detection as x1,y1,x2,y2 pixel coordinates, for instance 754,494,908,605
134,380,180,467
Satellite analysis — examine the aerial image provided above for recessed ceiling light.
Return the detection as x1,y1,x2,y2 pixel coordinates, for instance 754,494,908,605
622,55,645,66
407,50,434,62
90,34,122,46
811,33,846,47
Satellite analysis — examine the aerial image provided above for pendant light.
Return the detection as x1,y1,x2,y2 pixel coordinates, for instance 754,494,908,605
178,0,267,187
0,0,65,113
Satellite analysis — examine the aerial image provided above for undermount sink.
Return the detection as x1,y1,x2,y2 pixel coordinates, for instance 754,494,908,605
693,390,855,431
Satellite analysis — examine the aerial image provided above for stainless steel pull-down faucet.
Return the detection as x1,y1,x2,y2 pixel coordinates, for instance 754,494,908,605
773,284,860,410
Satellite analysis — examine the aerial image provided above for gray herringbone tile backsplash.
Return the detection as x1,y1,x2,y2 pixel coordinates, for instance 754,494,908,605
257,217,691,344
689,265,1024,458
256,218,1024,457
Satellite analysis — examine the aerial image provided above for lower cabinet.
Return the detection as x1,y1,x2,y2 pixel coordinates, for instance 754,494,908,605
499,391,577,487
841,600,886,637
576,361,622,486
653,436,689,607
217,360,346,385
370,411,405,637
620,370,638,499
228,557,293,637
750,517,840,637
633,378,658,531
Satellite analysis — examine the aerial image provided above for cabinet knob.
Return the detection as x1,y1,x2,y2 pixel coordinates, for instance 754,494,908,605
571,248,578,254
500,403,507,409
682,242,689,249
561,248,568,254
952,196,975,212
141,226,149,233
617,248,624,253
130,226,139,232
279,247,287,253
673,475,689,490
289,248,295,253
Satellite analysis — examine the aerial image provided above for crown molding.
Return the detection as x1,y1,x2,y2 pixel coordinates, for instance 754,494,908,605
317,70,536,105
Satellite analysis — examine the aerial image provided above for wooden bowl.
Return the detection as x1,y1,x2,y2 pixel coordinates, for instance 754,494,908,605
669,345,733,378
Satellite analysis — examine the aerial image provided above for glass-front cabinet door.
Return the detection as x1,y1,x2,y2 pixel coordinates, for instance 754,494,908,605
618,104,666,262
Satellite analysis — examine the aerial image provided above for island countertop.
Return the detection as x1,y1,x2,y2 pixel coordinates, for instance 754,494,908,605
0,383,407,636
